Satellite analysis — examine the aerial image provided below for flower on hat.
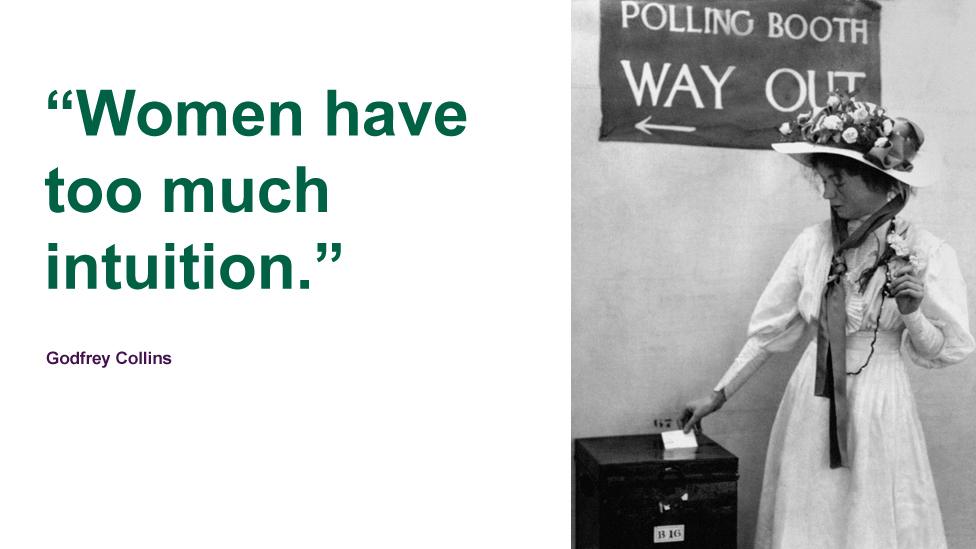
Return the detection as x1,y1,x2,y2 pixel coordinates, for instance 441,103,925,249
776,90,924,176
822,115,843,131
882,119,893,135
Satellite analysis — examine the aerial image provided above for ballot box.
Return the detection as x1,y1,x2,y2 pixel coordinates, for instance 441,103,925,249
574,433,738,549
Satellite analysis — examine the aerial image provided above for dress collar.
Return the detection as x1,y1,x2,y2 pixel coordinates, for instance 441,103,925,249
846,214,873,234
848,214,905,245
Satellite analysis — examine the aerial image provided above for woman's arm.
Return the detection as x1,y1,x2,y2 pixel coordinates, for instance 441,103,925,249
681,389,726,433
680,228,815,431
897,242,975,368
901,310,944,358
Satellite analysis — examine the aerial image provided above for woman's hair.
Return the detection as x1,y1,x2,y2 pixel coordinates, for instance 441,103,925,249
808,153,913,197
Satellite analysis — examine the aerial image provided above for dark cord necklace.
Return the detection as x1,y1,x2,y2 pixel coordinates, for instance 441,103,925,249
846,221,897,377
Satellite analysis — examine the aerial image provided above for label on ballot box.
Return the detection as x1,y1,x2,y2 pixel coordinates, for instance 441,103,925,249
653,524,685,543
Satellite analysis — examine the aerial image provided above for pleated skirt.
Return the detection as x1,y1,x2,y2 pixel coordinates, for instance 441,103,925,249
754,330,947,549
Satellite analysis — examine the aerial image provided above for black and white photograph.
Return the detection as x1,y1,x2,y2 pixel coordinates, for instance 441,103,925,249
572,1,976,547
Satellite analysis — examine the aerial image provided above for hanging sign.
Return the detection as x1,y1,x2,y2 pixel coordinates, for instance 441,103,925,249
599,0,882,149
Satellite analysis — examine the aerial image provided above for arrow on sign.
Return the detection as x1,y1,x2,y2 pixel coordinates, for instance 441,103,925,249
634,115,696,135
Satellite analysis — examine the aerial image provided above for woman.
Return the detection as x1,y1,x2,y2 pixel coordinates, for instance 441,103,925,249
680,93,974,549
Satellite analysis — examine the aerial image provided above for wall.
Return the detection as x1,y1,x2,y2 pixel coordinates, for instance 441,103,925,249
572,1,976,547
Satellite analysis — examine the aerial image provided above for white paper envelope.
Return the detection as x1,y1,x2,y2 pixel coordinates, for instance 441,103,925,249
661,429,698,450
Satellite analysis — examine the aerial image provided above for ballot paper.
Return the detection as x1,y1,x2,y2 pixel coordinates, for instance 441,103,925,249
661,429,698,450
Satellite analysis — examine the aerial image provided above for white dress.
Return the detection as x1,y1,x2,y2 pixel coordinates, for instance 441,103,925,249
714,218,975,549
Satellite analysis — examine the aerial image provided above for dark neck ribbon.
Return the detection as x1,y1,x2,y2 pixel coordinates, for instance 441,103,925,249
815,193,906,468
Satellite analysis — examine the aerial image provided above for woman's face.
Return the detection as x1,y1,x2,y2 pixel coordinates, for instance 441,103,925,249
813,161,890,220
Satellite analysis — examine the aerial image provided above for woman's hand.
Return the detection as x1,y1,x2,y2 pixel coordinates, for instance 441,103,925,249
887,261,924,315
679,390,726,434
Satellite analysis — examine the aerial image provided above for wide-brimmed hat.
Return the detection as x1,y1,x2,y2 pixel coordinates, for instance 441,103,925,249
772,92,929,187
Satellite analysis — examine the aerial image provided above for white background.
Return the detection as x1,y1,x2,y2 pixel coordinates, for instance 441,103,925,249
0,2,569,547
